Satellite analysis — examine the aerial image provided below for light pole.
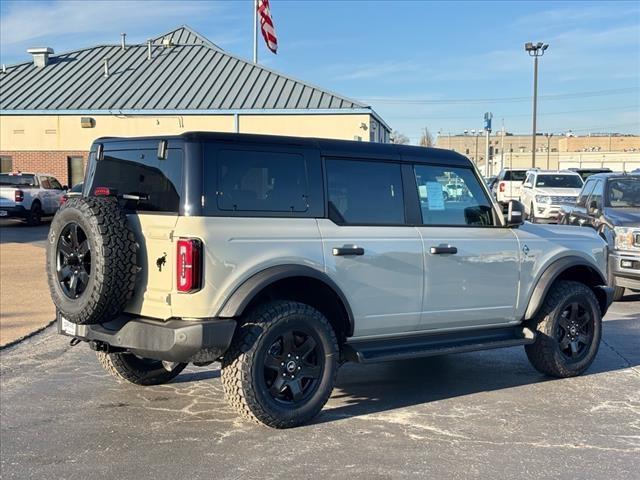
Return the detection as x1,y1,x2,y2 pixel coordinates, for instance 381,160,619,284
545,133,554,169
484,112,492,178
525,41,549,169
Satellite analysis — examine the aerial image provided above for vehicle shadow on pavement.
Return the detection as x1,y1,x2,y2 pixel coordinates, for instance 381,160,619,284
316,316,639,425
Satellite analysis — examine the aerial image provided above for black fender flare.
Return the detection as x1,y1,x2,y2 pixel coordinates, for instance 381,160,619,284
524,255,607,320
217,264,355,336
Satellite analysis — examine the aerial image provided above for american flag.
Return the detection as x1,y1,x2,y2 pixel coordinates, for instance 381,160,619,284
258,0,277,54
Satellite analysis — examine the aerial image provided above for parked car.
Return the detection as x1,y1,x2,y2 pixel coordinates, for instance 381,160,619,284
0,172,67,225
493,168,528,205
568,167,612,181
558,172,639,300
521,170,584,223
48,133,613,428
60,182,84,205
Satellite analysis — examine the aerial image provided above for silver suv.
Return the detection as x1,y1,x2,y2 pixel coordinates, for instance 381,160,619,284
47,133,614,428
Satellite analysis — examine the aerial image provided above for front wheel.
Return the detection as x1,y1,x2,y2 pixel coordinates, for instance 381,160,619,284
525,280,601,378
97,351,187,385
221,301,339,428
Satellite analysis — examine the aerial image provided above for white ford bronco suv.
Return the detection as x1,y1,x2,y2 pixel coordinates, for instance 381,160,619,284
47,133,614,428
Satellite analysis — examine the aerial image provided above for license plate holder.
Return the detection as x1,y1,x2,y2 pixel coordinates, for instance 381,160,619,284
59,315,77,336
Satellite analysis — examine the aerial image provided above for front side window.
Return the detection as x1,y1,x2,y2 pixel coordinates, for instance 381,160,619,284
589,180,604,208
217,150,309,212
414,164,494,226
535,174,583,188
577,179,597,207
48,177,63,190
326,159,404,225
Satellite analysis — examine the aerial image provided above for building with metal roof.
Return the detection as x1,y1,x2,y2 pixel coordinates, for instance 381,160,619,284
0,26,390,185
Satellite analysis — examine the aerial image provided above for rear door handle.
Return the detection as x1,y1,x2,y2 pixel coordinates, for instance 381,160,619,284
430,245,458,255
332,246,365,256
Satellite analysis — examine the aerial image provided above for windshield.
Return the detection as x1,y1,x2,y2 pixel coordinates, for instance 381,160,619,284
0,174,37,187
607,178,640,207
504,170,527,181
535,174,583,188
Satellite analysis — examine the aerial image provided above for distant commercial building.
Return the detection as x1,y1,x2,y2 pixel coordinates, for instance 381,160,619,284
436,132,640,174
0,26,390,185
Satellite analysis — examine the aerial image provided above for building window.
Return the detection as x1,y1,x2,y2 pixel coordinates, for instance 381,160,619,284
495,148,499,154
0,156,12,173
466,148,470,154
67,156,85,187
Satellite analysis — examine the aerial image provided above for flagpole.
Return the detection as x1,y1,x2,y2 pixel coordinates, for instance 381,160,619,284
253,0,258,63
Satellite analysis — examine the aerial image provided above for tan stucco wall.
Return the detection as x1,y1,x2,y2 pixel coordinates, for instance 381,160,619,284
0,113,375,152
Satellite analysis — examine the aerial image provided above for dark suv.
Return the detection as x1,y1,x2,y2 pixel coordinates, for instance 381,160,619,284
558,172,640,300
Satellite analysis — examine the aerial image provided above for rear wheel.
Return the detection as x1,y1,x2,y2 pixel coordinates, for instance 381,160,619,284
525,280,601,378
221,301,339,428
26,201,42,226
96,351,187,386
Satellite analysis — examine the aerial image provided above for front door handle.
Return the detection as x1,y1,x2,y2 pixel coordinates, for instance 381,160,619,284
332,246,365,256
430,245,458,255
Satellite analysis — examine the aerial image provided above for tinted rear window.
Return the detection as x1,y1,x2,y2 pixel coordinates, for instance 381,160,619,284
503,170,527,181
87,149,183,213
0,174,37,187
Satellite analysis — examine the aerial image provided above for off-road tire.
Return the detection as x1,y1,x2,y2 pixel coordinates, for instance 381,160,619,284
26,201,42,226
46,197,137,325
221,301,339,428
612,286,625,302
96,351,187,386
525,280,601,378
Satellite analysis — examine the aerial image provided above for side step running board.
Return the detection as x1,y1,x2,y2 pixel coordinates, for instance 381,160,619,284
343,326,536,364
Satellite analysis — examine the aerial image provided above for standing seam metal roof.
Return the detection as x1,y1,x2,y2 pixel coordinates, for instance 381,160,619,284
0,25,368,113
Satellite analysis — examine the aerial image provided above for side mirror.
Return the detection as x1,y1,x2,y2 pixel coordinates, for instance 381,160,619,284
506,200,525,227
588,200,599,215
62,185,68,191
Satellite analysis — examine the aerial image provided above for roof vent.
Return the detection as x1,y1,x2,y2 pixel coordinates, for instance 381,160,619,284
162,37,175,48
27,47,54,68
120,32,127,51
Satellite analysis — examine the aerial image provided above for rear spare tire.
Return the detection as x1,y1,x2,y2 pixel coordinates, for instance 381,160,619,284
46,197,137,325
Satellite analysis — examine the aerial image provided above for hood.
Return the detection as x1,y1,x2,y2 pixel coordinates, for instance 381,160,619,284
534,187,582,196
603,208,640,227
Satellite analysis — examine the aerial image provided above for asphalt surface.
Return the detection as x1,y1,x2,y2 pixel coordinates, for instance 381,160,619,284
0,219,51,249
1,298,638,479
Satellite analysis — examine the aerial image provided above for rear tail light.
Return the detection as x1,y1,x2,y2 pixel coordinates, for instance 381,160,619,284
499,182,506,193
94,187,111,196
60,196,68,205
15,190,24,202
176,238,202,293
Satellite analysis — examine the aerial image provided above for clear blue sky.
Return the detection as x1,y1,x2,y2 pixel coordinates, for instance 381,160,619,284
1,0,639,142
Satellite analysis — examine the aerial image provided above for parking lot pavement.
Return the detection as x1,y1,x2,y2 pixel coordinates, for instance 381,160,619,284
1,297,638,480
0,220,55,346
0,219,51,249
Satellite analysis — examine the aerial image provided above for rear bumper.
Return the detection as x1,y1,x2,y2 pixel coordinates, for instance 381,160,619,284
0,205,28,219
57,312,237,363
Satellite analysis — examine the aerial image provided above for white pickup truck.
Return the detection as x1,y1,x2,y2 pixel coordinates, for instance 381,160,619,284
0,172,67,225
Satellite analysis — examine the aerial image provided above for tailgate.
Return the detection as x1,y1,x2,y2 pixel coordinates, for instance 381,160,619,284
125,213,179,320
0,187,16,207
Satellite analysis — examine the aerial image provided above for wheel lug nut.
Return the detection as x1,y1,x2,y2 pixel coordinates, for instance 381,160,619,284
282,373,286,377
281,362,284,366
287,354,291,358
297,367,301,370
295,356,299,360
291,375,294,379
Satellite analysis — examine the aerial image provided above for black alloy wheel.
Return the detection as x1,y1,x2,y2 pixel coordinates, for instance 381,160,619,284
556,301,593,362
263,329,322,404
56,222,91,299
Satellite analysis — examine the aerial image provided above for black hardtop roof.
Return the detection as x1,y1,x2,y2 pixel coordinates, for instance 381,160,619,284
94,132,472,166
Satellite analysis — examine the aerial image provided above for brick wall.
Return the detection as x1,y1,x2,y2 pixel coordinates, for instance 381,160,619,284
0,150,88,186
